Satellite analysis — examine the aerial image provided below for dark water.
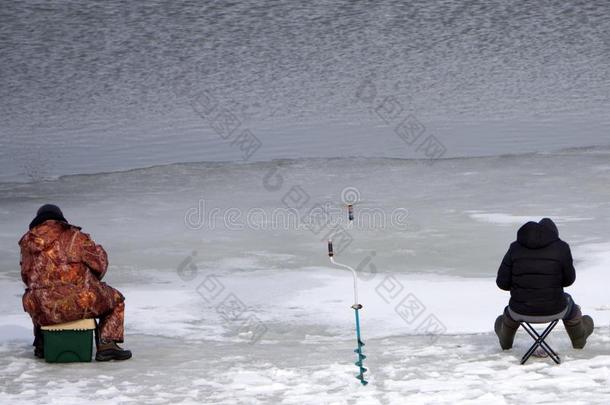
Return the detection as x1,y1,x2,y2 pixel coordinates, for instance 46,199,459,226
1,0,609,180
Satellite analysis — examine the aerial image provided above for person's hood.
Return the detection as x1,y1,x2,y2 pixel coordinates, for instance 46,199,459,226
29,204,68,230
517,218,560,249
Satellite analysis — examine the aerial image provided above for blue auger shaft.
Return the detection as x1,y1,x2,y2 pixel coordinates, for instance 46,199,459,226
353,306,368,385
354,306,363,345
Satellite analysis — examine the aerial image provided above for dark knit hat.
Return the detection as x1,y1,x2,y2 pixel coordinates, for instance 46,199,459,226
29,204,68,230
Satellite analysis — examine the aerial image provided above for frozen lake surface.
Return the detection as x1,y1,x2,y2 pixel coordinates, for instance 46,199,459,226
1,150,610,403
1,333,610,404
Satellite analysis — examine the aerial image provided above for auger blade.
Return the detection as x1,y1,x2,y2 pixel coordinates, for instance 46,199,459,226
356,374,369,385
352,307,368,386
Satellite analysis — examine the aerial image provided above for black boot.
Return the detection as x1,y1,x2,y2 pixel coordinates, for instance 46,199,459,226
33,325,44,359
95,341,132,361
564,315,594,349
495,315,519,350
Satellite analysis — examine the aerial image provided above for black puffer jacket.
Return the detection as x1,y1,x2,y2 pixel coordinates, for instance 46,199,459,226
496,218,576,316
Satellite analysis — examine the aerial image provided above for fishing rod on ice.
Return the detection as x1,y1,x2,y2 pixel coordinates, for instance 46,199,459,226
327,203,368,386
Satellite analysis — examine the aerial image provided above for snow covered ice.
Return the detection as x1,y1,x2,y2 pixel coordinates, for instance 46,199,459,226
2,0,610,403
2,152,610,404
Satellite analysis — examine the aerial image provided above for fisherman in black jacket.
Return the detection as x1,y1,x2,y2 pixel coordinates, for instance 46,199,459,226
495,218,594,350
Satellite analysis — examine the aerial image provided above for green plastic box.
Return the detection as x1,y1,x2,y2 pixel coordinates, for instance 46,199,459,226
41,319,95,363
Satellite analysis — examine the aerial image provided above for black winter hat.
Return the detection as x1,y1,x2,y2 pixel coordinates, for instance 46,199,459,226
29,204,68,230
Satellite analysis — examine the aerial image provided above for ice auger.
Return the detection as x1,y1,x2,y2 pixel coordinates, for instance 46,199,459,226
327,203,368,386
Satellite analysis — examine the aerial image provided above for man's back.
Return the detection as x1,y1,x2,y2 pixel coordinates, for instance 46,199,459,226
496,218,576,316
20,220,108,289
19,219,109,326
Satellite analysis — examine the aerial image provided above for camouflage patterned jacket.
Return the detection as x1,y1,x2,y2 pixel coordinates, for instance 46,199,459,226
19,220,111,326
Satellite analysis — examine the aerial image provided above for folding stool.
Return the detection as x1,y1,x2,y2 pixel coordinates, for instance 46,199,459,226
508,306,569,365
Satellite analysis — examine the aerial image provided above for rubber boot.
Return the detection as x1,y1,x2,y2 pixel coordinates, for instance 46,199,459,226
564,315,594,349
495,314,519,350
33,325,44,359
95,341,132,361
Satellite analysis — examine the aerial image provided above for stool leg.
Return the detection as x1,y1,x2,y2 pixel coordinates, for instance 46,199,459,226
534,321,560,363
538,321,561,364
520,323,541,364
521,322,539,364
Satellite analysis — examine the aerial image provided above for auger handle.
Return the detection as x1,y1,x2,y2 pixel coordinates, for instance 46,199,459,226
328,240,359,306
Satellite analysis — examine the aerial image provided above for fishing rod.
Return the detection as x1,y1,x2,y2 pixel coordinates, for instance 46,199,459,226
327,203,368,386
